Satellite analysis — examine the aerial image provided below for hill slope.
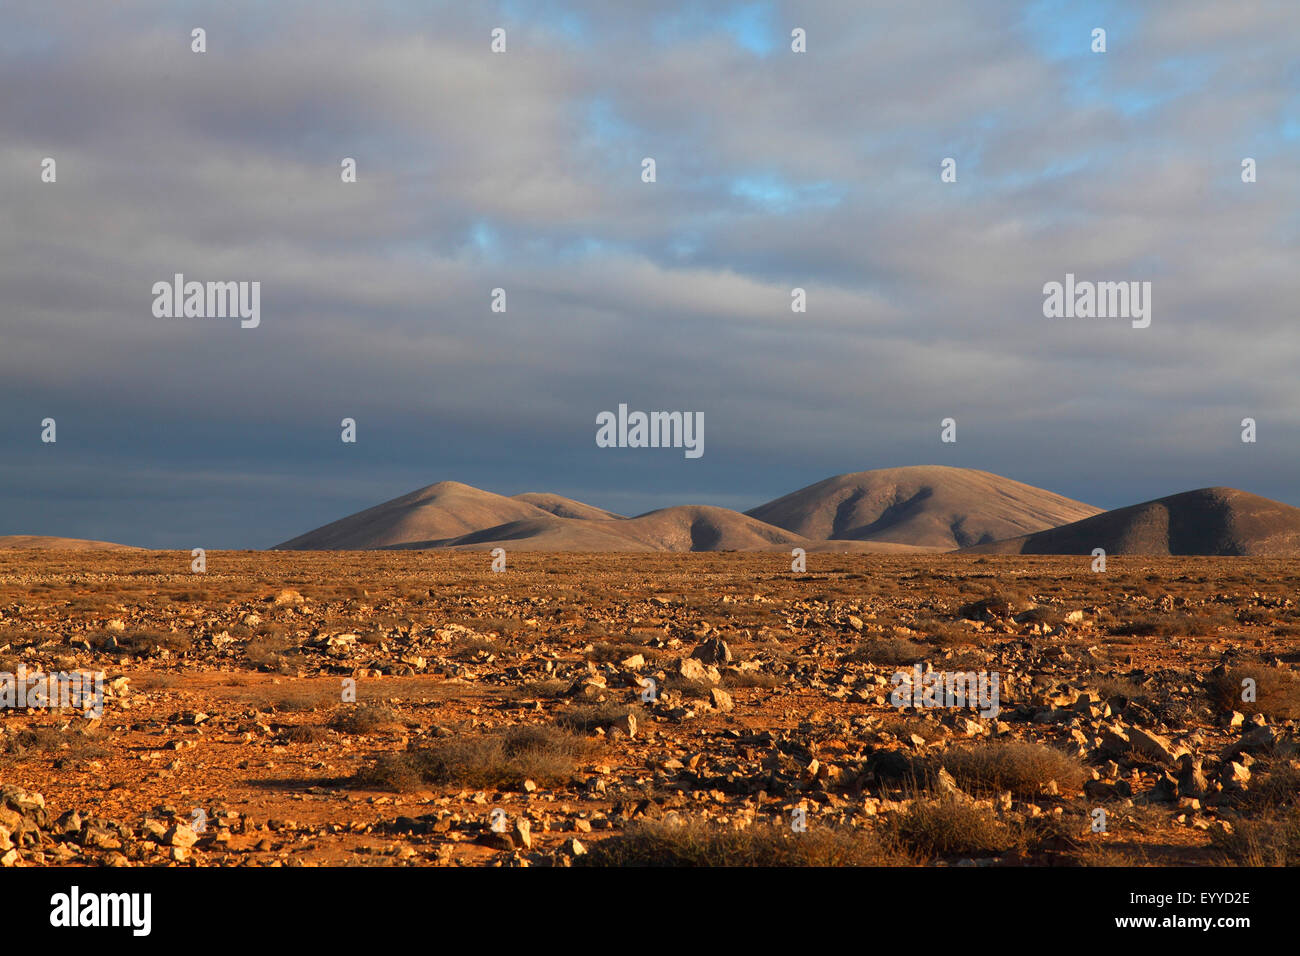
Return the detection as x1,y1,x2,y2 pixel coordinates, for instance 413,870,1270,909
0,535,141,551
964,488,1300,556
278,482,813,552
274,482,553,550
511,493,624,521
384,505,813,552
615,505,810,551
745,466,1100,550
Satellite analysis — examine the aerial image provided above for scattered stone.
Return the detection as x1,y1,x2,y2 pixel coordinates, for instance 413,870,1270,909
513,818,532,850
1175,755,1208,798
690,638,733,666
1222,761,1252,789
1128,727,1184,765
1099,723,1131,755
1223,724,1275,759
165,824,199,848
677,657,720,683
1149,772,1180,803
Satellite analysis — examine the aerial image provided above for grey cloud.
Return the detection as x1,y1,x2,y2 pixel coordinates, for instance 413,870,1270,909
1,0,1296,546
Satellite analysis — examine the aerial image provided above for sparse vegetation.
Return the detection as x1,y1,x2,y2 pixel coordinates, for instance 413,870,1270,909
941,742,1088,797
354,723,593,791
556,701,644,734
329,702,402,735
844,637,927,665
246,635,296,671
5,726,107,758
1208,665,1300,720
521,678,570,699
889,797,1014,858
957,590,1029,620
1210,810,1300,866
577,819,905,867
448,636,505,659
92,628,192,657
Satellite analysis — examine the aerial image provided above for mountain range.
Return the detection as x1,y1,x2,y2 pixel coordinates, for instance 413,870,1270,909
272,467,1300,555
272,467,1095,552
6,466,1299,555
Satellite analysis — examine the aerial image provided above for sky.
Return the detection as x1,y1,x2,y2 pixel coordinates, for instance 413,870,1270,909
2,0,1298,548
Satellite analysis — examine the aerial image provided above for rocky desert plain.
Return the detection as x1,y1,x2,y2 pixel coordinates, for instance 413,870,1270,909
2,467,1300,868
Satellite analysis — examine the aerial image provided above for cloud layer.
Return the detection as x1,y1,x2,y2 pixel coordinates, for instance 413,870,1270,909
2,0,1297,547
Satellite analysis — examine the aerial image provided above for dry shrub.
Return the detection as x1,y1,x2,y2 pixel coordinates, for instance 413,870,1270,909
662,676,714,700
890,797,1014,858
1020,606,1064,627
722,670,782,689
520,678,570,699
1208,665,1300,720
329,702,402,735
914,618,977,647
577,819,904,867
957,591,1030,620
1210,810,1300,866
844,638,927,666
1110,610,1235,638
556,701,644,734
585,642,646,664
246,635,296,671
448,636,504,660
283,725,330,744
940,741,1087,797
1231,763,1300,811
93,628,192,657
6,726,107,758
354,723,591,791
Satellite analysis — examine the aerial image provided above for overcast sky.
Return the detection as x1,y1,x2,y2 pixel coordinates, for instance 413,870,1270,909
2,0,1298,548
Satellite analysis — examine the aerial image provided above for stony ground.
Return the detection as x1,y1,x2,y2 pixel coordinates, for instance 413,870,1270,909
1,550,1298,867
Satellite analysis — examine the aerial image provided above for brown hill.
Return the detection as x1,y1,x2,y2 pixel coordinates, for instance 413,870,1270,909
386,516,644,551
615,505,810,551
0,535,141,551
511,493,624,521
964,488,1300,556
277,470,1102,552
745,466,1100,550
274,481,553,550
384,505,812,552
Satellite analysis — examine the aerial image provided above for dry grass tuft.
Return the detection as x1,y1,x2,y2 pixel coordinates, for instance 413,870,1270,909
329,702,402,735
354,723,592,791
844,637,928,665
889,796,1014,858
576,819,905,866
940,741,1087,797
1210,810,1300,866
1208,665,1300,720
